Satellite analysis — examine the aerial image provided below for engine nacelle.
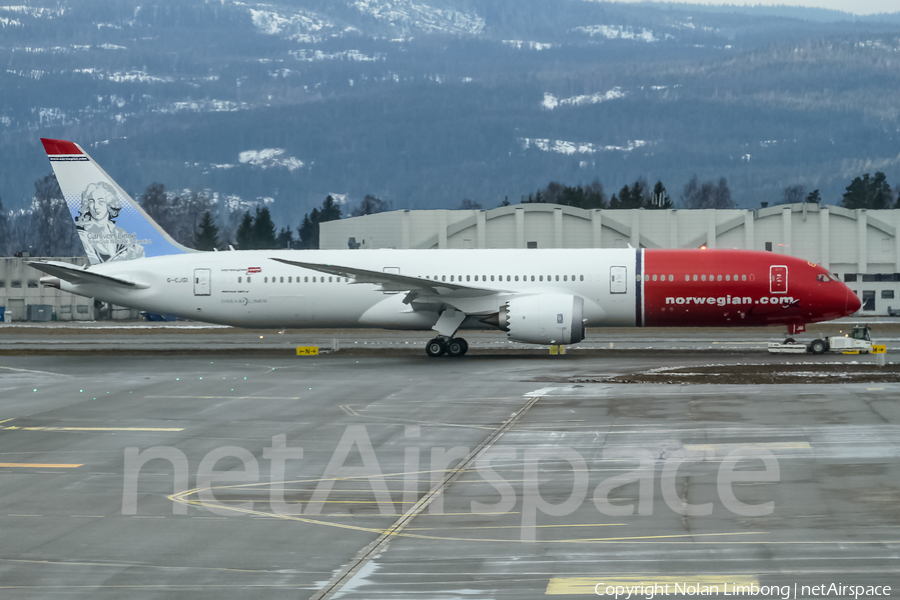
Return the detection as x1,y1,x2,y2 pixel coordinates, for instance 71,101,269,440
498,294,585,345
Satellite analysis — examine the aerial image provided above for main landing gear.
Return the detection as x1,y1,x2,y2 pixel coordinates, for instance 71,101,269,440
425,336,468,357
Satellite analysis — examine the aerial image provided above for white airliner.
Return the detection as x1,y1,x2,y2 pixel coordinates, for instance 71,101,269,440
29,138,860,357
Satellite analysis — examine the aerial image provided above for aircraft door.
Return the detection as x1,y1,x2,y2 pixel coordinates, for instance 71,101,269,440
610,266,627,294
770,265,788,294
194,268,211,296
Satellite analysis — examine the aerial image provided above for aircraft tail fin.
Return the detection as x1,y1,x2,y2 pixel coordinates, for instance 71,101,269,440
40,138,193,265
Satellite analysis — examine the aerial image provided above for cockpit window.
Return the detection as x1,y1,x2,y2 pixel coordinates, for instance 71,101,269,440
817,272,840,282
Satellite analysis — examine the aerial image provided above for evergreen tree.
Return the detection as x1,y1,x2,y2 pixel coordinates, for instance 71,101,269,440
276,226,295,249
500,196,510,207
297,213,317,249
871,172,892,209
251,206,278,249
193,210,220,251
235,210,255,249
613,184,642,209
648,180,673,209
842,173,892,209
806,189,821,203
319,196,342,222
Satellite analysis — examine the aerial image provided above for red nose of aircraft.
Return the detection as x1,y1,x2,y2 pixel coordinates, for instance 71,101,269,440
845,287,861,316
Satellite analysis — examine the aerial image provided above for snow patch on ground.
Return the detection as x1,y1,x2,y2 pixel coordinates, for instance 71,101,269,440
239,149,305,171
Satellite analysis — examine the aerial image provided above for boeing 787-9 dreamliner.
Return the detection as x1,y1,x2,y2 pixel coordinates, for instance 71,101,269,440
28,138,861,357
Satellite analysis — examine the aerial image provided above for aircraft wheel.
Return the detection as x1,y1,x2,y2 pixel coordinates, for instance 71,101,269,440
447,338,467,357
426,338,447,357
809,339,827,355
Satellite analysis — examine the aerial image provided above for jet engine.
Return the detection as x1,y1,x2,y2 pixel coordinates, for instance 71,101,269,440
488,294,586,345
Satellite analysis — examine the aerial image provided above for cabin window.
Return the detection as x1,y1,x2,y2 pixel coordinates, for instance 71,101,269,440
717,275,722,282
644,274,650,282
539,275,544,281
693,275,698,281
490,275,494,281
238,276,242,283
312,276,317,282
580,275,584,281
669,275,674,282
748,275,754,281
264,277,268,283
532,275,536,282
701,275,706,281
247,276,251,283
280,277,284,283
652,274,657,281
442,275,446,282
304,277,308,282
725,275,730,281
555,275,560,282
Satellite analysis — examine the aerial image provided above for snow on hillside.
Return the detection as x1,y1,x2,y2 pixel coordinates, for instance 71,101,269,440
542,88,627,110
290,49,385,62
503,40,554,50
239,149,305,171
573,25,664,42
352,0,485,35
248,6,337,42
519,138,648,154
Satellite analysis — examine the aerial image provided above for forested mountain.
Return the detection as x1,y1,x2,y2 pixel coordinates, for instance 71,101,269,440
2,0,899,232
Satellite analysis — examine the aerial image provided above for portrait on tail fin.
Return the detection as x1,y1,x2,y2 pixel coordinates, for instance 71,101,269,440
76,181,145,263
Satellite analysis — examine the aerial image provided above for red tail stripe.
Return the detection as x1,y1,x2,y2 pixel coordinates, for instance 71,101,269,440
40,138,82,155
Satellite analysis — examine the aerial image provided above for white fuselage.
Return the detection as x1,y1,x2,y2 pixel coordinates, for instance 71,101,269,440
60,248,640,329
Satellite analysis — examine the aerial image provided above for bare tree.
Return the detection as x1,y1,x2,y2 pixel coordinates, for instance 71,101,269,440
781,184,805,205
682,176,733,209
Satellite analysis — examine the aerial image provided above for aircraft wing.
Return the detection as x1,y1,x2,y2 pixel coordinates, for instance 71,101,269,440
270,258,503,298
26,260,146,289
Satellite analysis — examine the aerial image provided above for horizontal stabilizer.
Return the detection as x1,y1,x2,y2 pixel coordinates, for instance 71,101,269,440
26,260,146,289
270,258,500,297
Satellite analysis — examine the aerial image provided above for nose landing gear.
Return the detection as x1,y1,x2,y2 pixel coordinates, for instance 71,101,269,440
425,336,468,357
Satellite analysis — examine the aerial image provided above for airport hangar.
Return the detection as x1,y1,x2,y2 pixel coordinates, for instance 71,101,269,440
3,203,900,321
322,203,900,316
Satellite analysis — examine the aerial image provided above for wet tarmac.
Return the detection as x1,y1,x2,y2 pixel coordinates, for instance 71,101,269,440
0,326,897,598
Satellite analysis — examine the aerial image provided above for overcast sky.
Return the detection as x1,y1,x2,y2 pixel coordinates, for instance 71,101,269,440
604,0,898,16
